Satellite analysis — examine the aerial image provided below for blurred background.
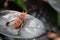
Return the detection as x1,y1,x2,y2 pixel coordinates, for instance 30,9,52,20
0,0,60,40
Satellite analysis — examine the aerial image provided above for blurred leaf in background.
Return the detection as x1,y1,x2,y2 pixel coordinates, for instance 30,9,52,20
12,0,27,11
58,13,60,26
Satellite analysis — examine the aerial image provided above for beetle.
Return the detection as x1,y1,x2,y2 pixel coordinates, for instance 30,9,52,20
5,8,36,35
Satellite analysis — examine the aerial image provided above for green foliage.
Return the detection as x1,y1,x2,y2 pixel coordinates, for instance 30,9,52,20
13,0,27,11
58,13,60,26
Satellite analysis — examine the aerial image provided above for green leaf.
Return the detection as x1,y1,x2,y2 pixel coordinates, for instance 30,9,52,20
58,13,60,26
12,0,27,11
16,0,27,11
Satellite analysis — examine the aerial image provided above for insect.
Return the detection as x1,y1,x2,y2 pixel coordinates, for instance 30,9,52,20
5,8,36,35
14,12,26,29
5,12,27,35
